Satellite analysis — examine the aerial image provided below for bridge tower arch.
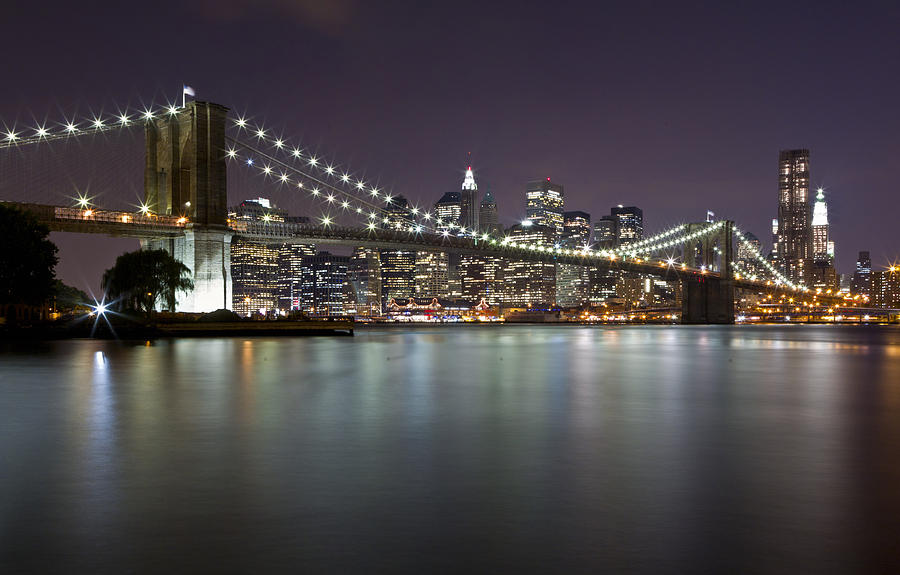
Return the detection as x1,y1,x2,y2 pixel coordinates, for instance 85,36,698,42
681,220,735,324
142,101,232,312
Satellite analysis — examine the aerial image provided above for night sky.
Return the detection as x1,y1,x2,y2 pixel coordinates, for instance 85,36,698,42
3,0,898,292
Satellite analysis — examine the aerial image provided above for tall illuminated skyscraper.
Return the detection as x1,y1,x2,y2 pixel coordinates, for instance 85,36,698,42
501,222,557,306
460,165,479,232
776,149,812,285
611,205,643,246
525,179,564,235
811,187,832,262
479,187,499,233
380,195,416,306
347,247,382,316
434,191,462,230
415,251,450,299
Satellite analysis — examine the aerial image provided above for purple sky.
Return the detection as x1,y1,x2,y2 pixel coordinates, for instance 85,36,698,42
2,0,899,292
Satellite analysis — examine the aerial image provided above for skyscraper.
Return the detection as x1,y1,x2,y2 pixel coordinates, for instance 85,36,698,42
460,165,479,232
611,205,643,246
872,267,900,309
525,179,564,235
347,247,382,316
852,251,872,297
277,243,317,311
557,211,592,307
501,222,557,306
810,187,838,291
776,149,812,285
459,254,502,306
300,252,350,316
594,215,617,249
561,211,592,248
415,251,450,299
380,195,416,306
479,187,499,233
434,191,462,230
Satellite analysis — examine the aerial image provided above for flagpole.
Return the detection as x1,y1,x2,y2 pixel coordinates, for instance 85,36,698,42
182,85,186,109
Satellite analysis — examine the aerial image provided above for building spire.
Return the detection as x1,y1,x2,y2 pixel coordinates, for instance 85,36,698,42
462,154,477,191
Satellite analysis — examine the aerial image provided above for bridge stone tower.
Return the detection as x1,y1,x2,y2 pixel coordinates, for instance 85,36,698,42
142,101,232,312
681,220,735,324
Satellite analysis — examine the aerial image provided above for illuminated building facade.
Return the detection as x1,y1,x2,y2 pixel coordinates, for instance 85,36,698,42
557,211,592,306
776,149,812,285
525,179,565,235
737,232,765,279
852,251,872,297
459,254,502,306
232,240,280,316
415,251,450,299
460,165,479,232
434,191,461,230
501,222,556,306
347,247,382,316
300,252,350,316
611,205,643,245
479,187,499,233
381,250,416,307
872,268,900,309
594,215,617,248
277,243,317,311
380,195,416,306
809,187,838,291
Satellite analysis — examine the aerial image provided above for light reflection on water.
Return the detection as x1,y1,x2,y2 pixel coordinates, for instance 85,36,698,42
1,325,900,573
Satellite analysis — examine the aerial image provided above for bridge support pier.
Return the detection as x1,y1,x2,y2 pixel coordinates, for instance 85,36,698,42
681,276,734,324
143,227,232,313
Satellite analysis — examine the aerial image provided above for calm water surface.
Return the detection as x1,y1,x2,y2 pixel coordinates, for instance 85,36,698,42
2,325,900,573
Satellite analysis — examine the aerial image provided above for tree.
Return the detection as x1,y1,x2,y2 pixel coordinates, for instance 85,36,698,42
52,280,90,312
0,204,59,305
102,249,193,317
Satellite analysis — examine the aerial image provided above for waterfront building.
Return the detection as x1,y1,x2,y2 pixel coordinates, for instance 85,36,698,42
852,251,872,297
459,254,502,306
380,195,416,306
557,211,592,306
300,251,350,316
479,187,499,233
381,249,416,307
434,191,462,230
347,247,382,316
589,267,618,303
232,240,280,316
415,251,450,299
872,267,900,309
501,222,557,306
611,205,643,246
776,149,812,285
525,178,565,235
460,165,479,232
277,243,317,311
229,197,305,316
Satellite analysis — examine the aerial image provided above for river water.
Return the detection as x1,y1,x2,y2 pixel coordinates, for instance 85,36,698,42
2,325,899,573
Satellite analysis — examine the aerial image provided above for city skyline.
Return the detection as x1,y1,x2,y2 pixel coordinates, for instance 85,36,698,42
2,1,899,291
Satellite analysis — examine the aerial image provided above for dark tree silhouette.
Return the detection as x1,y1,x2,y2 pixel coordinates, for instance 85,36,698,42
102,249,193,317
0,204,59,305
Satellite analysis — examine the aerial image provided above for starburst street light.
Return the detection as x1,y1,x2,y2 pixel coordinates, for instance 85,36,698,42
75,193,92,209
321,216,332,227
64,121,77,133
226,148,237,159
35,125,48,137
139,203,151,215
5,129,19,141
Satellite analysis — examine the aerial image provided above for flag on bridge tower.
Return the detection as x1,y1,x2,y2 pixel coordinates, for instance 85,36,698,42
706,210,715,222
182,85,196,108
